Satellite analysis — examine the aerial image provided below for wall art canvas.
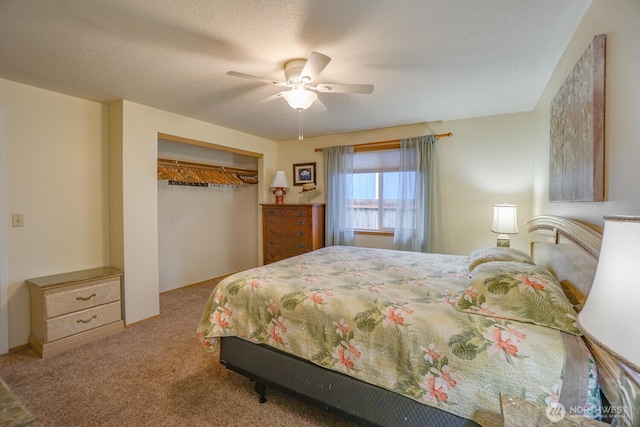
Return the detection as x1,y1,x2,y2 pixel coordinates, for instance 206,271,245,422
549,34,606,202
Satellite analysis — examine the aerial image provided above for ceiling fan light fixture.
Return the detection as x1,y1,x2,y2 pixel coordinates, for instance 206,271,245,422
282,88,317,110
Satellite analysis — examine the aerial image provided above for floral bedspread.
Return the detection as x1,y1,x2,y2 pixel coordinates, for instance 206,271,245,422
198,246,585,423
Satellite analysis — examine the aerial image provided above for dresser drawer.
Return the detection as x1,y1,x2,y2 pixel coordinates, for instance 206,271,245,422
46,301,122,342
266,236,311,251
265,216,309,226
44,277,121,318
263,207,310,217
264,251,288,263
265,221,311,238
265,227,309,238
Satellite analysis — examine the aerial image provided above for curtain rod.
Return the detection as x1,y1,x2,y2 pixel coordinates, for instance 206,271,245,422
313,132,452,152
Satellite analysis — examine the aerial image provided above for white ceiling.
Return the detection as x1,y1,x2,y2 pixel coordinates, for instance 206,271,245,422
0,0,591,141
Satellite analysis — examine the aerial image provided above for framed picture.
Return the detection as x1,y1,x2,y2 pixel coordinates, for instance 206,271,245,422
292,162,316,186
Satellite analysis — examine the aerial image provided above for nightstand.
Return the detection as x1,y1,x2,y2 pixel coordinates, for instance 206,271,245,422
27,267,124,358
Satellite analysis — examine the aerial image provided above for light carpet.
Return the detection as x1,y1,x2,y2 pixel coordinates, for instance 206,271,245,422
0,282,356,426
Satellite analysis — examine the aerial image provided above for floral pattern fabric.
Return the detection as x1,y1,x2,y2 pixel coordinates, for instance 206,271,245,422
197,246,590,424
468,247,535,270
457,261,581,335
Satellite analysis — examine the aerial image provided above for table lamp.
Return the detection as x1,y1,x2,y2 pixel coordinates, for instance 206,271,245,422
578,216,640,425
491,204,518,247
579,216,640,371
270,171,290,204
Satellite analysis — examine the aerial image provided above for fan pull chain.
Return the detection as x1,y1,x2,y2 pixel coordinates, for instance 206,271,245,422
298,109,304,140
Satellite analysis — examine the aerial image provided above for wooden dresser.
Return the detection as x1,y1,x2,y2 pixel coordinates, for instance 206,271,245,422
27,267,124,358
262,204,325,264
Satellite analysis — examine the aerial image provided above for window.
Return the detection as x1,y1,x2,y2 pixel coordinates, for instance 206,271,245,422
348,150,415,232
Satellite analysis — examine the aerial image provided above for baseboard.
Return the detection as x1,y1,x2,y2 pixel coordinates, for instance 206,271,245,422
160,275,229,295
29,320,124,358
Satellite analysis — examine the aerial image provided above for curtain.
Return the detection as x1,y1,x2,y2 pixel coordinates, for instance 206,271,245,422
322,145,355,246
392,135,441,253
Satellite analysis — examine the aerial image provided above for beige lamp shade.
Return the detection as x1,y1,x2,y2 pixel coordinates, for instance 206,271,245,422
491,204,518,247
269,171,290,188
491,204,519,234
578,215,640,371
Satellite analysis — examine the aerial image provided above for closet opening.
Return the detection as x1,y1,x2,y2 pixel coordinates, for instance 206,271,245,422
157,133,261,293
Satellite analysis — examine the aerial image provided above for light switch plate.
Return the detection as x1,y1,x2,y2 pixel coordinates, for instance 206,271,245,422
12,213,24,227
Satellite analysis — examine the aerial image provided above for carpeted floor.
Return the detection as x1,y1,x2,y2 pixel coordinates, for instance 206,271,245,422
0,282,357,426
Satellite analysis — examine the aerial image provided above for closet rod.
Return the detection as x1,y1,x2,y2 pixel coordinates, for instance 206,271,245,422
157,157,258,186
157,157,257,175
313,132,452,153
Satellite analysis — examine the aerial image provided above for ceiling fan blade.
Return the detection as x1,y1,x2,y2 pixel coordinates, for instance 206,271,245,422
310,98,327,113
250,91,285,105
314,83,374,94
227,71,288,86
300,52,331,83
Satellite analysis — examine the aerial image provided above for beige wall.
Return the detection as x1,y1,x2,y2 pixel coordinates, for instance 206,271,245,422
532,0,640,227
1,78,110,349
277,114,534,256
0,86,277,349
109,100,277,327
157,140,259,292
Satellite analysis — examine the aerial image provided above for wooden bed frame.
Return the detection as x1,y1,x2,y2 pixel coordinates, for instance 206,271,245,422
218,215,608,426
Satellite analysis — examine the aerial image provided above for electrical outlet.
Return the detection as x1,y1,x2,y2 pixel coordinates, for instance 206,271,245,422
12,213,24,227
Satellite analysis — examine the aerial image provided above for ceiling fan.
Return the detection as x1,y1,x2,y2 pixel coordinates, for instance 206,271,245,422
227,52,374,139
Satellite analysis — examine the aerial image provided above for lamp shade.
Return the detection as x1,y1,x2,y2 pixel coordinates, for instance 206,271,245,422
491,204,519,234
578,216,640,371
269,171,290,188
282,89,317,110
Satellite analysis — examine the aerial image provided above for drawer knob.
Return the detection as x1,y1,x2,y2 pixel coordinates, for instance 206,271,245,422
269,219,275,224
298,221,305,225
269,240,275,245
298,243,305,248
76,293,97,301
77,315,97,324
298,211,304,216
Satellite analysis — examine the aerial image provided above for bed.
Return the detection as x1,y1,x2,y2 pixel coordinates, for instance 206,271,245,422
197,215,604,426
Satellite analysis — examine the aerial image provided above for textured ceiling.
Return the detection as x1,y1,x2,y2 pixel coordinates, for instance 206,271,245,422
0,0,591,141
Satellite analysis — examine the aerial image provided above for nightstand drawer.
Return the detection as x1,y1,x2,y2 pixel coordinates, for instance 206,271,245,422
44,277,121,318
46,301,122,342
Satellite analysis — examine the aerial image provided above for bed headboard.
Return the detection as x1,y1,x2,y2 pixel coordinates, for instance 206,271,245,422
528,215,640,423
526,215,602,311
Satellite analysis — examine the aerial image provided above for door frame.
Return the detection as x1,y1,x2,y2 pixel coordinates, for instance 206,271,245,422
0,108,9,354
